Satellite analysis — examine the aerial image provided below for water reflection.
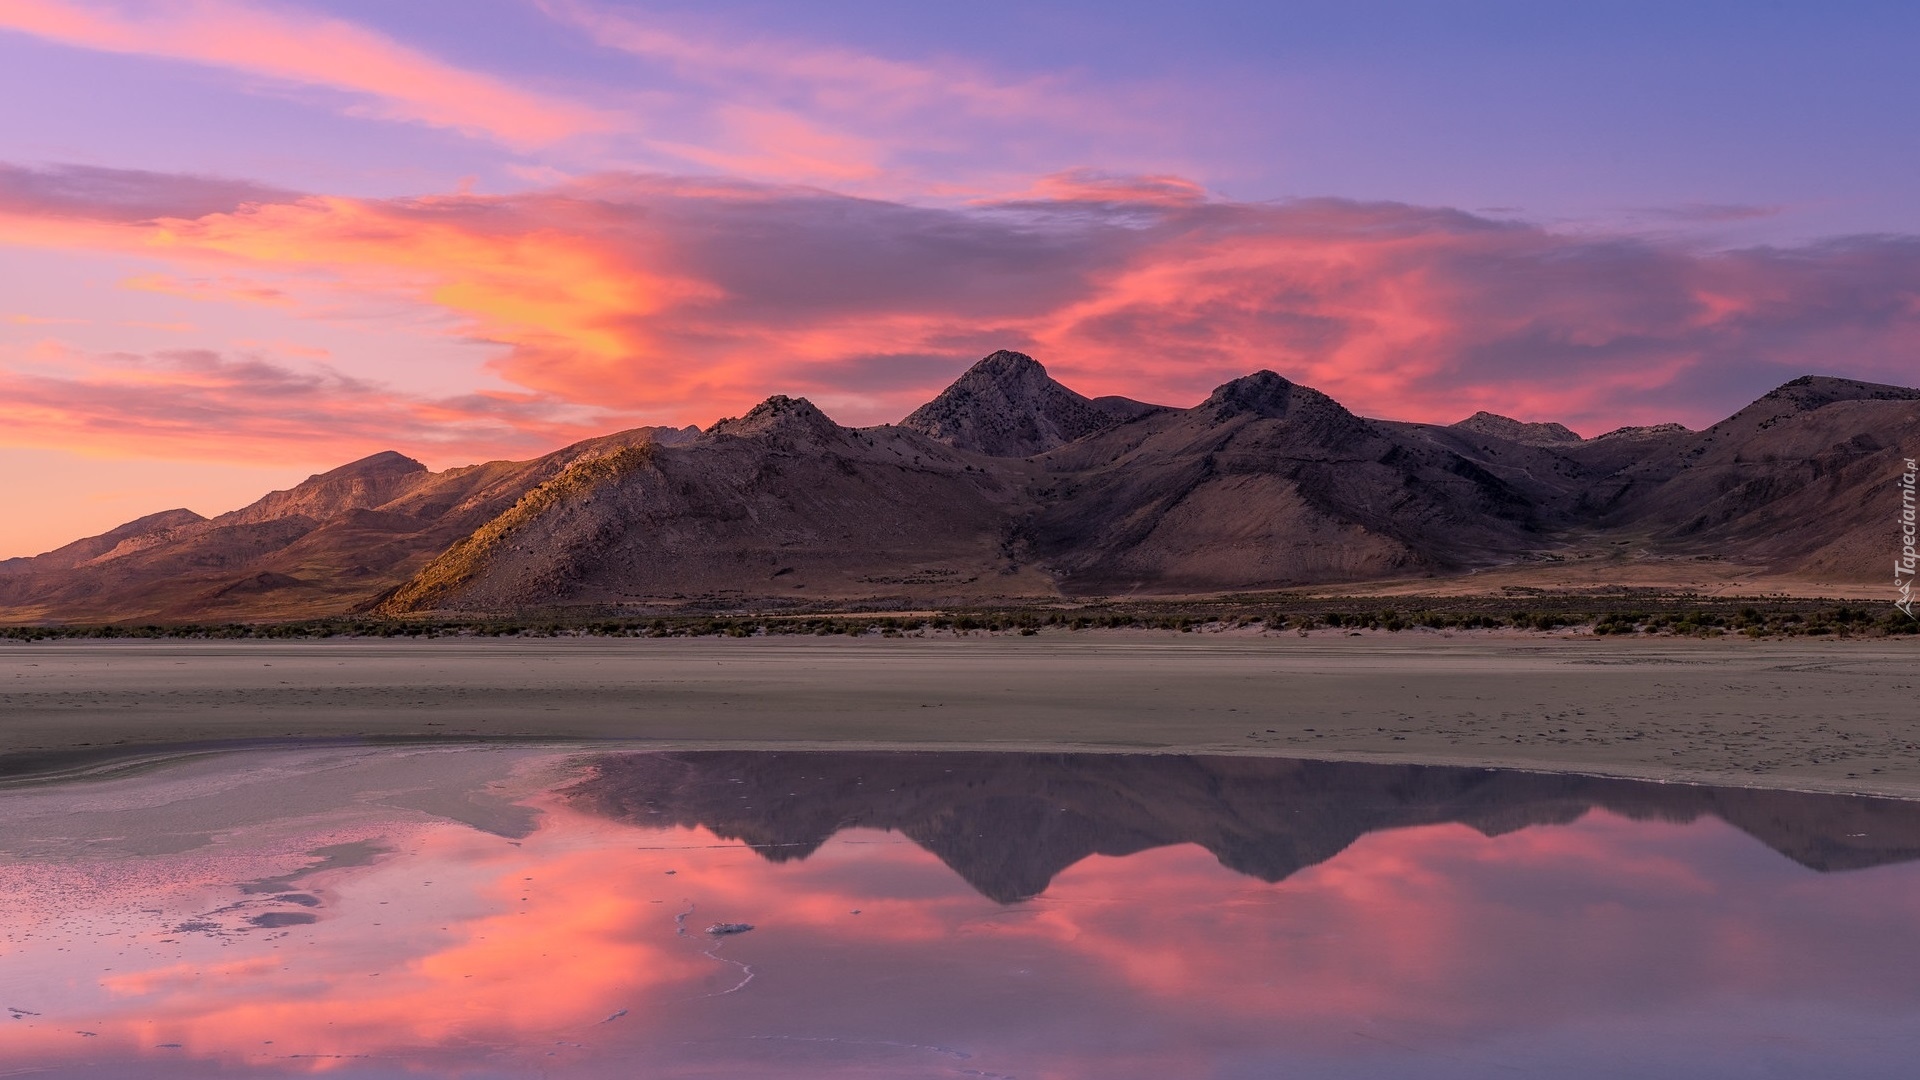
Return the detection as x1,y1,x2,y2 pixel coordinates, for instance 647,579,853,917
570,751,1920,901
2,747,1919,1078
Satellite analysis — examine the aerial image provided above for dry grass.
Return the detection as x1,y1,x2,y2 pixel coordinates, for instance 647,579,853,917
374,445,655,615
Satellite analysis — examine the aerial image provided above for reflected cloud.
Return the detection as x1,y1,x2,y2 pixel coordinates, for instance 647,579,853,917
6,748,1920,1076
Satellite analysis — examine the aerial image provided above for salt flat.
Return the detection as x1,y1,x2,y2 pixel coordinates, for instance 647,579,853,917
2,634,1916,796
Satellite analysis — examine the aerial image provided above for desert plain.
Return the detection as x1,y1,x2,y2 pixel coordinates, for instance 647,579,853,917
4,632,1916,798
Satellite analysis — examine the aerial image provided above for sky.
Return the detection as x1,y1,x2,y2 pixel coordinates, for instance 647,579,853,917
3,0,1919,557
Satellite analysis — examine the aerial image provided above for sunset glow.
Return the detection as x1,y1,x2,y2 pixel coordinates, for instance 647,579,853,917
3,1,1917,556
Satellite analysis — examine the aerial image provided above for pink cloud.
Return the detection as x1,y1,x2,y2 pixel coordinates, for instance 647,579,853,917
545,0,1079,124
123,271,298,309
540,0,1138,194
1017,169,1212,207
649,105,890,185
0,0,614,147
4,162,1920,462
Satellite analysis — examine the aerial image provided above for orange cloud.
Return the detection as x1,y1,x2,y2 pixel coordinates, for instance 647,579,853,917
60,821,710,1068
172,203,623,344
0,0,613,147
125,272,298,309
5,163,1920,467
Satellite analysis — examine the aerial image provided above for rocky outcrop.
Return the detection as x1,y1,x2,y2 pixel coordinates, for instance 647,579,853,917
900,350,1126,456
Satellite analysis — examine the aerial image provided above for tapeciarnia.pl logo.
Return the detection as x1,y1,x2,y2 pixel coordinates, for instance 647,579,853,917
1899,456,1918,619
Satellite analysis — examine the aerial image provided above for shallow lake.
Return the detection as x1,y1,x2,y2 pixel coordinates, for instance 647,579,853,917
4,744,1920,1078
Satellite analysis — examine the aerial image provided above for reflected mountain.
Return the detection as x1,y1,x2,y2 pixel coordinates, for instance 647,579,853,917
565,751,1920,903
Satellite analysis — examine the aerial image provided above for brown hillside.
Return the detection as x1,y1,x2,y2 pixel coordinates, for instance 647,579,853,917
6,355,1916,623
1024,372,1550,592
378,395,1053,613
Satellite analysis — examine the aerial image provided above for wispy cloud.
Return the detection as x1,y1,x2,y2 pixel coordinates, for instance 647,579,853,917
545,0,1072,121
0,346,629,464
0,2,1175,196
1015,170,1212,208
0,163,293,222
540,0,1133,193
0,0,615,147
1626,203,1787,224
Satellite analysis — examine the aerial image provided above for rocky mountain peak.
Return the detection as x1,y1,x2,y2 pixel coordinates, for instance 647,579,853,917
706,395,843,441
1592,422,1693,441
1704,375,1920,438
1200,371,1335,420
1202,370,1294,413
1452,411,1583,445
217,450,432,528
971,349,1047,381
1757,375,1920,413
901,349,1118,457
311,450,428,484
116,507,208,533
3,507,209,570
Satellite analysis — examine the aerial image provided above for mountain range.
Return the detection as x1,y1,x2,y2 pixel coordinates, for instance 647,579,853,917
566,750,1920,904
3,350,1916,623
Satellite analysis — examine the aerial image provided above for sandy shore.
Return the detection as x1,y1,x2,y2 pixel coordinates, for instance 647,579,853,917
3,634,1917,796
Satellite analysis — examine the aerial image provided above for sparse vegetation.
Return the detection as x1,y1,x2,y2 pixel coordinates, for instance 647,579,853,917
4,595,1915,641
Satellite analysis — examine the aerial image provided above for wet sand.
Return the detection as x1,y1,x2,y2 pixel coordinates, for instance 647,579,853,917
2,634,1917,797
